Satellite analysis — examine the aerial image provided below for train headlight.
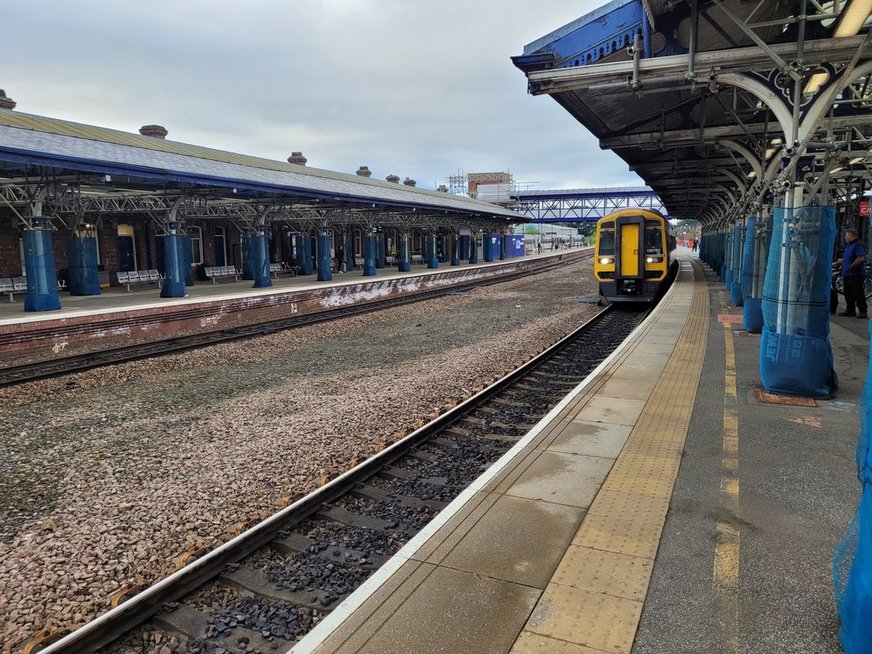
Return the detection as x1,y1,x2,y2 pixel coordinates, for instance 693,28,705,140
599,257,614,265
646,256,664,264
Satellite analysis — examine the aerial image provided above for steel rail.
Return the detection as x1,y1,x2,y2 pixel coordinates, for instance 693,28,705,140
0,252,591,387
39,300,621,654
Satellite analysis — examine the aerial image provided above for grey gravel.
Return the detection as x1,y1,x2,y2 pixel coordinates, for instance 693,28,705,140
0,258,599,650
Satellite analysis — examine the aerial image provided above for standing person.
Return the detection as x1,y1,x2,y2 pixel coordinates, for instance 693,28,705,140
691,238,698,252
835,228,868,318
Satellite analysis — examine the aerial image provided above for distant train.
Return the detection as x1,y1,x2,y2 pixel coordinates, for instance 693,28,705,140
593,208,677,303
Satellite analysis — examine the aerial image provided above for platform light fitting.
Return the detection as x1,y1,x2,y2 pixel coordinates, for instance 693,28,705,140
850,157,865,164
747,170,757,178
834,0,872,37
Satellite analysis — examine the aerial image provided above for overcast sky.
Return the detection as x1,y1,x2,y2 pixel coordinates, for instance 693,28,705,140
4,0,642,191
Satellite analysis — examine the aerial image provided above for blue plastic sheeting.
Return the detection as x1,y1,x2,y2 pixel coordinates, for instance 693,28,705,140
317,233,333,282
469,236,479,264
398,235,411,272
300,235,314,276
760,206,836,396
248,233,272,288
161,233,186,297
22,225,61,312
67,235,101,296
427,235,438,269
363,234,376,276
833,343,872,653
508,234,525,257
484,234,496,262
344,234,355,272
741,216,768,333
499,234,507,260
451,237,461,266
729,224,744,306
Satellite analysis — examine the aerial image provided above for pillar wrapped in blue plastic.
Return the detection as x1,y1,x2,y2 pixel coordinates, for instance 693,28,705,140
451,236,461,266
729,223,744,306
398,235,411,272
723,229,734,289
300,235,314,276
833,343,872,653
760,205,837,396
248,232,272,288
499,233,507,260
317,233,333,282
375,233,385,269
161,232,186,297
427,234,438,269
23,223,61,312
67,234,101,296
344,234,355,272
742,216,769,333
469,235,479,264
363,233,376,276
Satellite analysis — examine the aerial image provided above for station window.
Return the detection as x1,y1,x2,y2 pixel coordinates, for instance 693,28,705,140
189,225,204,265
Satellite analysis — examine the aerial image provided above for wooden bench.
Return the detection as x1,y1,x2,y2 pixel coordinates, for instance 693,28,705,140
204,266,240,283
117,269,163,292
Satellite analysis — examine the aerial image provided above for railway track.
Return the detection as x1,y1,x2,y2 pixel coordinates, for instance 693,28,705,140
0,253,590,388
30,302,649,654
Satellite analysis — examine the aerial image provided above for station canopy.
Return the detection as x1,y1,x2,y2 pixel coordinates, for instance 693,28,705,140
0,107,519,233
513,0,872,227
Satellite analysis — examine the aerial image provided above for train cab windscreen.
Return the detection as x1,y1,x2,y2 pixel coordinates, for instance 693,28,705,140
598,222,615,255
644,220,663,255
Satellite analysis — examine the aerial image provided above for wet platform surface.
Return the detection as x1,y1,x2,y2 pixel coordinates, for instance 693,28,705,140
290,254,862,654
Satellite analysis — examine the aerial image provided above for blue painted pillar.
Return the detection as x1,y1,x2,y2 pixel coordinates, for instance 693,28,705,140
67,233,100,296
318,232,333,282
398,234,411,272
363,232,377,276
250,230,272,288
451,235,461,266
161,227,186,297
375,232,385,269
484,233,495,262
300,234,314,276
469,234,479,264
22,219,61,312
427,234,438,269
344,233,355,272
499,232,507,260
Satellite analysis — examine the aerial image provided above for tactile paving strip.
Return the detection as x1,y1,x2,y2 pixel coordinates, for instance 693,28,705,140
516,259,710,653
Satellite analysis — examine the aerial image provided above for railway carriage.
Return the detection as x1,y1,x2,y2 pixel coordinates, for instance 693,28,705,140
594,208,677,303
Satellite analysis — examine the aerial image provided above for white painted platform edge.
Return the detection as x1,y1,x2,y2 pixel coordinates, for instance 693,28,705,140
289,269,687,654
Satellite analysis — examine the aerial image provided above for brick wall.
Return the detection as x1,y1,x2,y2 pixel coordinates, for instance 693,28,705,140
0,251,586,367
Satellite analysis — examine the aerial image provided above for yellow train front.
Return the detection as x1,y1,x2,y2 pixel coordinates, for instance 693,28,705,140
594,209,676,303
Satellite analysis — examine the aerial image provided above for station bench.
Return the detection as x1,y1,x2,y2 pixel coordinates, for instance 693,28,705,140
205,266,240,283
385,255,397,265
411,254,423,264
117,269,163,292
269,263,298,278
0,277,67,301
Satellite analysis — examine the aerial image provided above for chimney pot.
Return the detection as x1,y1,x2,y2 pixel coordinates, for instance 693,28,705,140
356,166,372,177
139,124,168,139
386,174,400,183
0,89,16,111
403,177,416,187
288,151,308,166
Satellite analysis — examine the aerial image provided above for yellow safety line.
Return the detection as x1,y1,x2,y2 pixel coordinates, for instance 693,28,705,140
713,320,740,653
517,259,709,653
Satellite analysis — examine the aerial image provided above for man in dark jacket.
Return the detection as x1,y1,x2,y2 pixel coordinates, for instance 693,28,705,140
835,228,868,318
